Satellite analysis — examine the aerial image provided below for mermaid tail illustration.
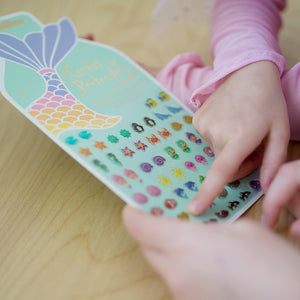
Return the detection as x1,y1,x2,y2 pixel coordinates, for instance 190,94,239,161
0,18,121,135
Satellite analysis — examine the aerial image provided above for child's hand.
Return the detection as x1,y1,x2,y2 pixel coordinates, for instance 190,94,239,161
123,206,300,300
188,61,290,215
263,159,300,236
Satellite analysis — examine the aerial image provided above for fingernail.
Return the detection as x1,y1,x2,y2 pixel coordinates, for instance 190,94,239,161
188,201,203,215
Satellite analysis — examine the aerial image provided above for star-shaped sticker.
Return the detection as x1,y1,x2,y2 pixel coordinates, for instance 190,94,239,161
79,148,92,157
94,141,107,150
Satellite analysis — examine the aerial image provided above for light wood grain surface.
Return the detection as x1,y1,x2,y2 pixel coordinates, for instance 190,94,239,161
0,1,299,299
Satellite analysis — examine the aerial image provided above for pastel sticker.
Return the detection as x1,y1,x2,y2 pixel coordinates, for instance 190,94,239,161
79,131,91,139
107,153,122,166
120,129,131,138
184,181,198,192
165,147,179,159
171,122,182,130
94,141,107,150
154,113,171,120
131,123,144,133
112,175,131,188
186,132,201,144
150,207,164,216
124,169,142,182
157,175,173,187
145,98,157,108
157,128,172,139
203,146,215,157
134,140,148,151
177,212,190,220
140,162,153,173
79,147,92,157
65,136,77,144
93,159,109,172
108,135,119,143
184,161,197,172
153,155,166,166
146,134,160,145
158,92,169,101
121,147,135,157
167,106,182,113
174,188,188,199
183,115,193,123
144,117,156,127
165,198,177,209
171,168,186,179
147,185,161,196
195,155,207,165
176,140,190,152
134,193,148,204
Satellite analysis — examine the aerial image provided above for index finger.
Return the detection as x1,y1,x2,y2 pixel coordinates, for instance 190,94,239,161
187,141,258,215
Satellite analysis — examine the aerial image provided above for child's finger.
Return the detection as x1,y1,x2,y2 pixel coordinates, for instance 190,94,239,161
262,162,300,228
122,205,181,252
188,140,252,215
260,125,289,192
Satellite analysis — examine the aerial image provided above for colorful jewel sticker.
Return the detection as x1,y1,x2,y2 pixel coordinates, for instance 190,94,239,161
167,106,183,113
171,168,186,179
65,136,77,145
121,147,135,157
132,122,144,133
186,132,201,144
157,175,173,187
151,207,164,216
145,98,157,108
199,175,205,183
157,128,172,139
184,161,197,172
228,180,240,189
165,147,179,159
228,201,240,210
144,117,156,127
79,130,91,139
176,140,190,152
183,115,193,123
124,169,142,182
79,147,92,157
203,146,215,157
94,141,107,150
93,159,109,172
218,188,228,198
112,174,131,188
215,210,229,219
159,92,169,101
146,134,160,145
171,122,183,130
134,193,148,204
153,155,166,166
174,188,188,199
107,153,122,166
147,185,161,196
195,155,207,165
249,180,261,191
108,135,119,143
184,181,198,192
177,212,190,220
165,198,177,209
154,113,171,120
120,129,131,138
140,162,153,173
134,140,148,151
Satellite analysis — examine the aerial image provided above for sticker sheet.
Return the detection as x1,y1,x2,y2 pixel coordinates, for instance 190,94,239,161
0,12,263,223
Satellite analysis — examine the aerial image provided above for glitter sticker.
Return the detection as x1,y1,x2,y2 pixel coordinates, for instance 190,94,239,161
165,198,177,209
120,129,131,138
112,174,131,188
79,131,91,139
134,140,148,151
158,92,169,101
184,181,198,192
165,147,179,159
124,169,142,182
195,155,207,165
157,128,172,139
171,168,186,179
65,136,77,145
134,193,148,204
174,188,188,199
146,134,161,145
144,117,156,127
145,98,157,108
171,122,183,130
203,146,215,157
167,106,183,113
184,161,197,172
176,140,191,152
108,135,119,143
94,141,107,150
140,162,153,172
132,123,144,133
154,113,171,120
107,153,122,166
93,159,109,172
147,185,161,196
186,132,201,144
157,175,173,187
153,155,166,166
121,147,135,157
183,115,193,123
79,147,92,156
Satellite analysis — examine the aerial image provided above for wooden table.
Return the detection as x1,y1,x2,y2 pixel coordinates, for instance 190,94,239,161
0,1,299,299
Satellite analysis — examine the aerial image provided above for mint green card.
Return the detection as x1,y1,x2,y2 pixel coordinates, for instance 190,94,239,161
0,12,263,222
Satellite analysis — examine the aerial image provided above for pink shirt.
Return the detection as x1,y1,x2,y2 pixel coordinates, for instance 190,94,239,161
156,0,300,141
